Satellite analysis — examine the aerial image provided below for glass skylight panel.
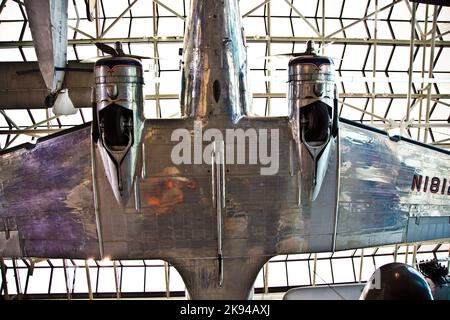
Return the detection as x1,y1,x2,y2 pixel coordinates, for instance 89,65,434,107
156,4,185,18
49,268,69,294
388,72,410,92
130,17,154,37
144,99,157,118
430,103,449,121
269,98,289,116
374,255,395,269
0,22,23,42
71,20,97,39
324,20,347,39
73,268,91,293
331,258,355,283
250,98,268,116
96,267,117,293
270,255,288,262
159,99,181,118
332,249,355,258
157,43,182,70
390,21,414,40
243,17,266,37
145,265,166,292
169,267,185,292
286,261,311,286
253,268,264,289
121,266,145,292
342,0,369,19
267,261,288,287
291,18,322,38
316,252,333,259
102,18,131,38
291,0,319,17
144,259,165,266
249,70,269,93
0,1,23,20
74,44,99,60
340,46,371,71
434,48,450,72
158,18,185,37
325,0,345,19
364,46,392,71
310,259,333,285
390,0,414,21
340,100,368,120
271,0,294,16
129,1,155,18
57,111,85,126
21,47,37,61
386,99,409,120
0,48,22,62
26,267,52,294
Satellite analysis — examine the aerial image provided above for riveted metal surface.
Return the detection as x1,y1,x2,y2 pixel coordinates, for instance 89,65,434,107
336,122,450,250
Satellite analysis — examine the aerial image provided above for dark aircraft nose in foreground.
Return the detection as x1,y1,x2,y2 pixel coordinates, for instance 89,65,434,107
360,262,434,300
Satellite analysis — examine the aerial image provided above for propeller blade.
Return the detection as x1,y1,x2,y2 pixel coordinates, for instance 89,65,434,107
84,0,96,22
128,54,155,60
80,55,112,63
259,53,342,62
95,42,118,56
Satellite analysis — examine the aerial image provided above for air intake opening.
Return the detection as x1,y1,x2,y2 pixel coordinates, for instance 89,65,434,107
99,104,133,151
300,101,331,144
213,80,221,103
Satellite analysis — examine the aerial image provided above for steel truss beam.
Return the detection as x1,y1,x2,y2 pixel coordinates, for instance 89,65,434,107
0,36,449,48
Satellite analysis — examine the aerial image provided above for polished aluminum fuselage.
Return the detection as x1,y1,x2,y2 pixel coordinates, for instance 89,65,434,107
181,0,250,121
0,0,449,300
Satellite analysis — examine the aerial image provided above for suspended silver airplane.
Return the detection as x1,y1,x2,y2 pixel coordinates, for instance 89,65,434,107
0,0,449,300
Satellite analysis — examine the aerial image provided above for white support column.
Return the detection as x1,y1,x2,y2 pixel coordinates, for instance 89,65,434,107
113,260,121,299
85,260,93,300
313,253,318,286
359,249,364,283
164,261,170,298
406,2,417,123
424,5,438,144
372,0,378,125
63,259,72,300
263,262,269,294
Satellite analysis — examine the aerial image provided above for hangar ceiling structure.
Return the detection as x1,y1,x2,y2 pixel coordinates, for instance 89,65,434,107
0,0,449,150
0,0,449,300
1,243,449,299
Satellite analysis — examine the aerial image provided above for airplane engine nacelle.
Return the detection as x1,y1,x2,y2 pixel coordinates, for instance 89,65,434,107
288,41,339,201
93,57,145,206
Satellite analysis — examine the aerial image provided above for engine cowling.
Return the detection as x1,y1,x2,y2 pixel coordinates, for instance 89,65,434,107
288,41,339,201
93,56,145,206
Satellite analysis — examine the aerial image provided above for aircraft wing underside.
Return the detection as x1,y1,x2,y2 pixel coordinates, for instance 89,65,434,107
0,118,449,260
336,119,450,250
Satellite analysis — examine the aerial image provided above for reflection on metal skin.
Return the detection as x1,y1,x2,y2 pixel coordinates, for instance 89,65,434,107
180,0,250,122
288,41,339,201
93,57,145,206
24,0,68,93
